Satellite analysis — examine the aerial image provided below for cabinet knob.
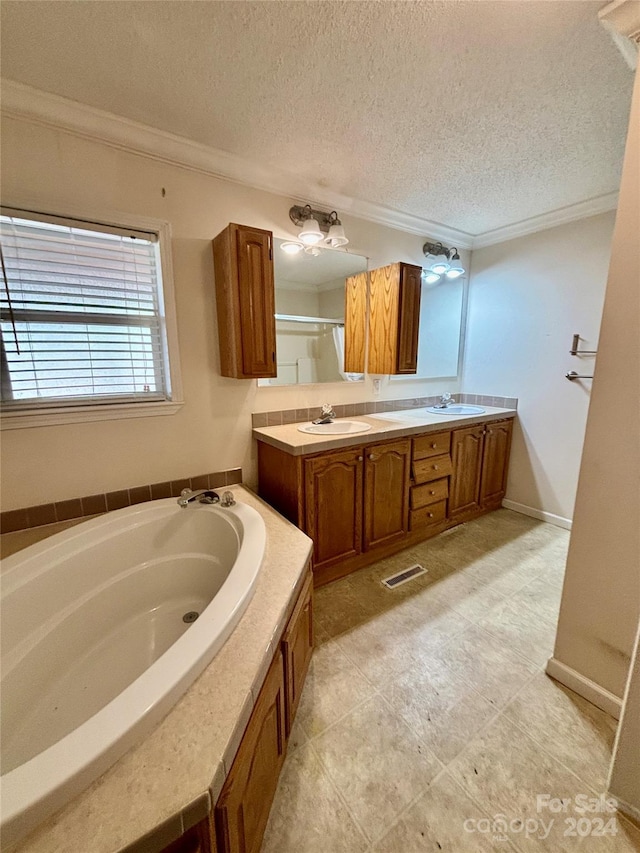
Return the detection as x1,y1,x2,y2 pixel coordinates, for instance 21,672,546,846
368,454,375,461
428,512,434,518
487,429,493,434
430,490,435,495
433,465,438,470
431,443,437,449
357,456,363,462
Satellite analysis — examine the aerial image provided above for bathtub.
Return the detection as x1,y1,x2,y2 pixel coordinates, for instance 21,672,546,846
0,496,266,847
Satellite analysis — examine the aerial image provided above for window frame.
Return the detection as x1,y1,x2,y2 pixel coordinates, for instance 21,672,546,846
0,203,183,429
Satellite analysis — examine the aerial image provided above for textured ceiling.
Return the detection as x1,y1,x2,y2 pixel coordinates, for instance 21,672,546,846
0,1,635,235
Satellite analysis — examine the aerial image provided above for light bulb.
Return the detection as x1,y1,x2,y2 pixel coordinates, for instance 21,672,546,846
422,270,441,284
298,217,324,245
280,241,303,254
430,260,450,275
325,223,348,248
445,266,464,279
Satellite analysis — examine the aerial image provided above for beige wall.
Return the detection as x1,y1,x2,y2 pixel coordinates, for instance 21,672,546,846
462,213,614,523
552,70,640,699
0,117,466,511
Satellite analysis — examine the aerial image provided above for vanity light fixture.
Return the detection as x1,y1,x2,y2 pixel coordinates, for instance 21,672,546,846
423,241,466,282
289,204,350,249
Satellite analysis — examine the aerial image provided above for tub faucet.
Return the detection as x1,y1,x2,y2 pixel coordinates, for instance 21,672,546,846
312,403,336,425
178,488,220,508
434,393,455,409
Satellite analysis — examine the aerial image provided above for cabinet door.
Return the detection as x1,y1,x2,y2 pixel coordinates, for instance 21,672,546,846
449,425,485,519
364,439,410,550
235,226,276,377
282,571,313,735
395,264,422,374
480,420,513,506
344,271,367,373
305,449,364,571
213,223,276,379
214,652,286,853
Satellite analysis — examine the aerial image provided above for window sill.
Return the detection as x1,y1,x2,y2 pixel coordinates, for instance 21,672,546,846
0,400,184,430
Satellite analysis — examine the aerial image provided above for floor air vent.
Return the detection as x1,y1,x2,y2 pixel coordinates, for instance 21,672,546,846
381,564,427,589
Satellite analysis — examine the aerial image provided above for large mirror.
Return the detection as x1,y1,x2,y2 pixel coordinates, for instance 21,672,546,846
260,239,368,386
393,274,466,381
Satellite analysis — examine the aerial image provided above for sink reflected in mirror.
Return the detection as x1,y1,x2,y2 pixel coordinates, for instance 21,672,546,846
298,420,372,435
426,405,485,415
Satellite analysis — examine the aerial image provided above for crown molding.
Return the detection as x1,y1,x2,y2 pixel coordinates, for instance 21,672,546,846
471,191,619,249
1,79,621,253
0,79,474,248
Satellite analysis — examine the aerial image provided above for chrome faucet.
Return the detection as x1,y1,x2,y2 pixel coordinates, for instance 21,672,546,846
177,488,220,508
312,403,336,425
434,393,455,409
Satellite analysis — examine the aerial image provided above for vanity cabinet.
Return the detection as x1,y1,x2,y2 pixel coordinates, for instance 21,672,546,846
449,420,513,518
282,571,313,735
213,567,313,853
163,567,313,853
257,416,513,586
304,439,410,574
364,440,411,550
212,223,276,379
214,651,286,853
368,262,422,374
305,448,364,570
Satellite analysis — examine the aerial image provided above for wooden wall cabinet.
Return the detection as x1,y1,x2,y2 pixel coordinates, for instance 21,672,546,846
368,262,422,374
344,271,367,374
213,223,276,379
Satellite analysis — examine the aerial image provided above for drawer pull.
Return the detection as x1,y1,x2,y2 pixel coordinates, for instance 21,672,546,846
433,465,438,470
428,512,433,518
430,490,435,495
431,443,437,449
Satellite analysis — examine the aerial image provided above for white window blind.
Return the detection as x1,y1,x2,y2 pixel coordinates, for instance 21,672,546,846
0,209,171,409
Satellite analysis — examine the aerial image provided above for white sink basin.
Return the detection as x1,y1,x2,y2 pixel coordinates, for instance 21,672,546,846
298,420,372,435
426,405,486,415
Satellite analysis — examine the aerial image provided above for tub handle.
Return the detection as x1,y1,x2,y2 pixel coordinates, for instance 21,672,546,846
221,490,236,507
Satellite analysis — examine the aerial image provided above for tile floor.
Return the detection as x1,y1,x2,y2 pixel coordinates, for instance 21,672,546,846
260,510,640,852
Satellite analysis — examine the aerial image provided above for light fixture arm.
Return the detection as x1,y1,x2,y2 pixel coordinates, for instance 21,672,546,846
423,240,452,260
290,204,341,234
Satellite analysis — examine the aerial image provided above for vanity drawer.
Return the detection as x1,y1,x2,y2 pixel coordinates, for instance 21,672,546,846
412,455,452,484
413,431,452,460
410,500,447,530
411,478,449,509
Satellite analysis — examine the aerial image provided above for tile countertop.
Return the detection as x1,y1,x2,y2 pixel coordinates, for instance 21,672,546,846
252,406,517,456
8,486,313,853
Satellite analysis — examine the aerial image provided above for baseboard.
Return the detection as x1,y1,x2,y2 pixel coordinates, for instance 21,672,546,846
502,499,572,530
546,657,623,719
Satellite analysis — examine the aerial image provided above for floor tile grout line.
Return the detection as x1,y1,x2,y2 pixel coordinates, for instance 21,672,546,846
301,689,383,746
305,737,375,850
365,765,453,849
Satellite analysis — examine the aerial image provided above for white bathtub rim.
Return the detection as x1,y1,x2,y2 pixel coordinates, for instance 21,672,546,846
0,498,266,848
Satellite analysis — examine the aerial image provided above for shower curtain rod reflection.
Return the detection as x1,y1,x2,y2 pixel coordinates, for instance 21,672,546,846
275,313,344,326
